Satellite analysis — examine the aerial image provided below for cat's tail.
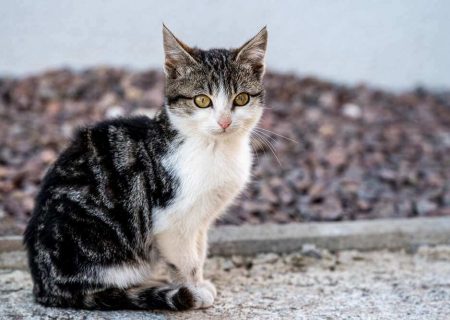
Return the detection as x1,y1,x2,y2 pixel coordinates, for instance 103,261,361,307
36,284,214,311
83,285,202,310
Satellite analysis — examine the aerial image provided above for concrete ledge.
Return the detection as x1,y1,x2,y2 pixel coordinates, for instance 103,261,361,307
1,217,450,255
0,236,24,253
208,217,450,256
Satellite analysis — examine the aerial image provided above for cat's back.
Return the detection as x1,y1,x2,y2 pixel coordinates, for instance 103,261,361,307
25,113,176,245
75,115,162,151
35,115,166,193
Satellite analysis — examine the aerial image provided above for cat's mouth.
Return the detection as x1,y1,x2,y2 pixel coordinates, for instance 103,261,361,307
209,129,232,137
211,126,239,136
211,129,229,135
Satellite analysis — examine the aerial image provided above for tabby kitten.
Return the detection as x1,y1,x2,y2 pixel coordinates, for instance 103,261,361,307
24,25,267,311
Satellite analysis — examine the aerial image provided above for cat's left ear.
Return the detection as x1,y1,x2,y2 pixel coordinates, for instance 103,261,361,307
235,27,268,78
162,24,198,78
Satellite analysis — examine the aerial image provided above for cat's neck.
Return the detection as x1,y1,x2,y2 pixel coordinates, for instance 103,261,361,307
155,107,178,137
182,128,251,155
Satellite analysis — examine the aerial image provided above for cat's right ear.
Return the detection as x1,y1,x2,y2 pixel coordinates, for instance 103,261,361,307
162,25,198,78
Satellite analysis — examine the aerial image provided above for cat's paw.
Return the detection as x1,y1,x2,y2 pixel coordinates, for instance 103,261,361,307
199,280,217,299
188,284,215,309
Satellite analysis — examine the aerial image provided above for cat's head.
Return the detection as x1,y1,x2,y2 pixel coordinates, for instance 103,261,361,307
162,25,267,140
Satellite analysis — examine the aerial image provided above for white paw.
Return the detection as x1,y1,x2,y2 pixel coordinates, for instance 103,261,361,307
200,280,217,299
189,284,215,309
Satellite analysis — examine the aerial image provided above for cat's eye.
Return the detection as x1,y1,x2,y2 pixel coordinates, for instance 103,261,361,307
233,92,250,106
194,95,212,108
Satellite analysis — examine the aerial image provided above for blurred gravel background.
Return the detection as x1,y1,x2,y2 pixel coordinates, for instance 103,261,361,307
0,68,449,234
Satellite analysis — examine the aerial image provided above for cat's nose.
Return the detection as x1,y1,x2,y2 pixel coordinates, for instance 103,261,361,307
218,118,232,129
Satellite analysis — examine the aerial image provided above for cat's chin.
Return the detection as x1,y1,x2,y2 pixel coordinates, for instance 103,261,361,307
208,127,245,139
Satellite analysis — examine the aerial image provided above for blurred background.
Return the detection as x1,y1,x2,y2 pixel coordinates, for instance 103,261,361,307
0,1,449,234
2,0,450,88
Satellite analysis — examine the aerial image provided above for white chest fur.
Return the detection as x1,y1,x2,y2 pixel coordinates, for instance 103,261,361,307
152,135,252,235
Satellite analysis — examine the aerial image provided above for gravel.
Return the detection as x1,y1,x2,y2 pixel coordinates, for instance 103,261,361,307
1,246,450,319
0,68,449,233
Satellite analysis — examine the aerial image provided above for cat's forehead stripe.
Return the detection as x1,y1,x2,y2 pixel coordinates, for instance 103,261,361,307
200,50,234,95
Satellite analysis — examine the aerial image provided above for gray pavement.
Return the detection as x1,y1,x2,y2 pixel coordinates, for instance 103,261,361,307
1,246,450,319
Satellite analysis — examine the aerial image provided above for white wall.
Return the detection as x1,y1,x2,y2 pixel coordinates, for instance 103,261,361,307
1,0,449,89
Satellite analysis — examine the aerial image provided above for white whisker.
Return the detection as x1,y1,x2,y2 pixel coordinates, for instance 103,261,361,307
249,139,260,163
255,127,298,143
252,131,282,167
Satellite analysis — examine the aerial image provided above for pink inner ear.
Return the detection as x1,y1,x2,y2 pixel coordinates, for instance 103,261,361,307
163,26,198,79
243,49,265,61
235,27,267,64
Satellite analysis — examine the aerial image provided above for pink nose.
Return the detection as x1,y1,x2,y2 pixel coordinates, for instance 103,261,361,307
218,118,232,129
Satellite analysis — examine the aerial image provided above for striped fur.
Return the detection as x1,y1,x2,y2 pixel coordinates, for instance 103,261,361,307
24,25,267,310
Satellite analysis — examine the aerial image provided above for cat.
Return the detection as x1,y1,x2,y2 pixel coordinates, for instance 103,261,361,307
24,25,268,311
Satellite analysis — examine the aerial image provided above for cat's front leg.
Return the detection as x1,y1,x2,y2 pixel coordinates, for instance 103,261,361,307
195,227,217,298
156,227,215,308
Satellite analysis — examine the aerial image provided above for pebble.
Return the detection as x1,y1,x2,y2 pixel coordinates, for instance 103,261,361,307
253,253,279,265
105,105,125,118
301,244,322,259
326,147,347,168
415,199,438,216
342,103,362,119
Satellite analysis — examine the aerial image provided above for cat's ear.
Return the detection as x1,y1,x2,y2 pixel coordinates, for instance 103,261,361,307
235,27,268,78
162,24,198,78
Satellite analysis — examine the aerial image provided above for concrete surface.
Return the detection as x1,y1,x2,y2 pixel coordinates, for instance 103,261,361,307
0,236,23,253
2,1,450,89
3,217,450,256
209,217,450,256
1,246,450,319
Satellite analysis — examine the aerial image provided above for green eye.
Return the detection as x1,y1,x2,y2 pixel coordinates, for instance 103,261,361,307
194,95,212,108
234,92,250,106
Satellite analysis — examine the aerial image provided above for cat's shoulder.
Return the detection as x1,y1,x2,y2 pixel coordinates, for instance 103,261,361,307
73,114,167,143
83,115,155,133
